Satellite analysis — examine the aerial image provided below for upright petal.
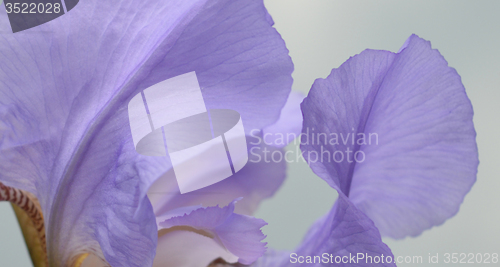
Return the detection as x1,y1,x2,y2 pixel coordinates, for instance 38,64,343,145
300,35,478,238
301,49,396,193
136,0,294,133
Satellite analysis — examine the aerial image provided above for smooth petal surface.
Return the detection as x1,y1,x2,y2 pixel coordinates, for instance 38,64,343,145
300,35,478,238
0,0,293,266
160,200,267,265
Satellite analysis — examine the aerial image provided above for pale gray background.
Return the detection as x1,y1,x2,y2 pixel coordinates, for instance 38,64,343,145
1,0,499,266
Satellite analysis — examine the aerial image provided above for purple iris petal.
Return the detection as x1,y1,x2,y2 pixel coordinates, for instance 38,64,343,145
160,199,267,265
0,0,293,266
350,36,478,239
136,0,294,133
149,142,287,219
149,95,300,226
250,34,477,267
301,49,397,194
301,34,477,239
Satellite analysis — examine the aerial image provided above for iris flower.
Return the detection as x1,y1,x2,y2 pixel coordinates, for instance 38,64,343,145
0,0,478,266
0,0,293,266
249,34,478,267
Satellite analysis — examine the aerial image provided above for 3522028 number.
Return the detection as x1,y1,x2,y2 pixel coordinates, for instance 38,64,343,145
443,253,499,264
5,3,62,14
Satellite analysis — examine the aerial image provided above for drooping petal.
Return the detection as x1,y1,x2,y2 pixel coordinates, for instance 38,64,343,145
160,200,267,265
0,0,293,266
300,34,478,238
149,142,287,218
